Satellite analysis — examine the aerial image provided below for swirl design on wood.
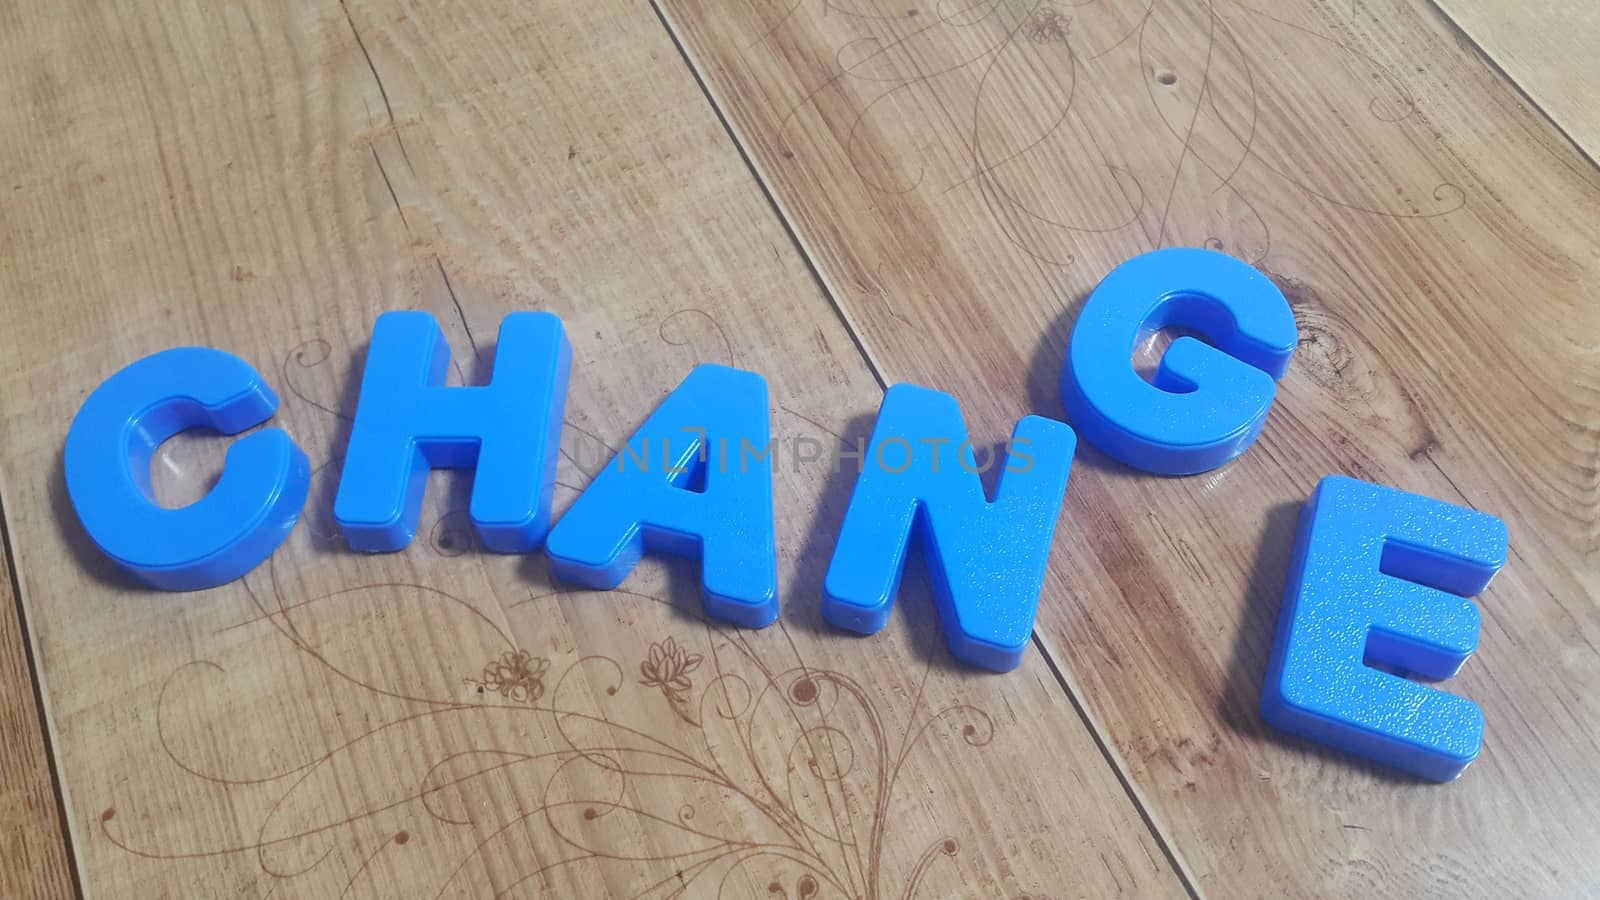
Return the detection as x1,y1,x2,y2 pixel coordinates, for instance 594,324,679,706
101,578,997,897
762,0,1466,266
93,320,1035,898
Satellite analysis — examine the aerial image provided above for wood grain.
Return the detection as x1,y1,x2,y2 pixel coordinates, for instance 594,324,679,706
1430,0,1600,163
659,0,1600,896
0,0,1184,896
0,501,75,899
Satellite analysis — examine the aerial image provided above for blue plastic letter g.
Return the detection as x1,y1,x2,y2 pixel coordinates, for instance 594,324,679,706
334,311,571,552
545,364,779,627
64,347,311,591
823,385,1076,672
1262,475,1508,781
1061,247,1297,474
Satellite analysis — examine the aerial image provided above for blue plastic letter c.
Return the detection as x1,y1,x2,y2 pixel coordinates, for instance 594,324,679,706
64,347,311,591
1061,248,1297,474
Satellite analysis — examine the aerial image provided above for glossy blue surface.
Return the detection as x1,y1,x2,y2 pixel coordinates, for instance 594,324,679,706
822,385,1076,672
1262,475,1508,781
334,311,571,552
1061,247,1297,475
64,347,310,590
545,364,779,628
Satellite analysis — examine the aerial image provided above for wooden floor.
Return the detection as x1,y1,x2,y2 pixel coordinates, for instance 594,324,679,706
0,0,1596,897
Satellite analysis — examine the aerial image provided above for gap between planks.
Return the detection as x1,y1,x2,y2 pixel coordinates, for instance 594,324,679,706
644,1,1207,896
1422,0,1600,174
0,468,83,899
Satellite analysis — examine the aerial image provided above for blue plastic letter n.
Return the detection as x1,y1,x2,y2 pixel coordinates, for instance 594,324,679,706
545,364,779,628
334,311,571,552
64,347,311,590
823,385,1076,672
1262,475,1508,781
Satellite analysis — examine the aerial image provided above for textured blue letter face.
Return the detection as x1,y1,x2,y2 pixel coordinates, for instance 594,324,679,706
822,385,1076,672
1061,247,1296,475
1262,475,1508,781
334,311,571,553
65,347,310,590
545,364,779,628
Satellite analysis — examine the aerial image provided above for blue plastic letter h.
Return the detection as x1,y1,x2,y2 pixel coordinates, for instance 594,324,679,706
1262,475,1508,781
334,311,571,552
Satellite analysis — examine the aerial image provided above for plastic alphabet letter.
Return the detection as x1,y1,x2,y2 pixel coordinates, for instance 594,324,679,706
1261,475,1508,781
334,311,571,552
545,364,779,627
822,385,1076,672
64,347,311,591
1061,247,1297,474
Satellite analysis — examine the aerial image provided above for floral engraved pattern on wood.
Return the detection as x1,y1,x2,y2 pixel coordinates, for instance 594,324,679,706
92,324,1017,898
640,636,704,707
101,572,999,897
467,649,551,705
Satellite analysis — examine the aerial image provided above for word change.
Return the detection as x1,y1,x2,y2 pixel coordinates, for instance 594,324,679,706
62,248,1508,778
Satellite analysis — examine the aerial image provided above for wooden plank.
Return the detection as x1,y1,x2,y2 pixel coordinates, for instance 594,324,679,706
1430,0,1600,164
0,0,1186,896
659,0,1600,895
0,502,76,899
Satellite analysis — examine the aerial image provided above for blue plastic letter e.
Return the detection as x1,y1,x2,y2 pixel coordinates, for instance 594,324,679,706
1262,475,1508,781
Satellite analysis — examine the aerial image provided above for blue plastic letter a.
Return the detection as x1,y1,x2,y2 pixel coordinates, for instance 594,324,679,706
545,364,778,627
